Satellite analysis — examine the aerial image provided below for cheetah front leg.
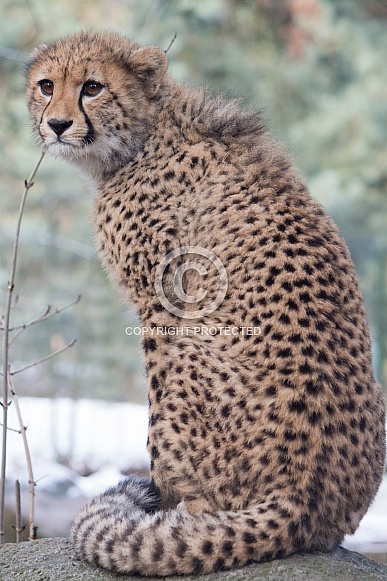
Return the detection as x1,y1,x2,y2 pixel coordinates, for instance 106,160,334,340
145,335,259,515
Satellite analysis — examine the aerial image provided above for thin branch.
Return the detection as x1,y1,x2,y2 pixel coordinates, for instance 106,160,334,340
0,423,22,434
7,305,52,332
10,379,35,541
13,480,25,543
7,295,81,345
0,151,45,545
6,306,51,346
35,474,49,485
164,32,177,54
0,295,19,324
9,339,77,376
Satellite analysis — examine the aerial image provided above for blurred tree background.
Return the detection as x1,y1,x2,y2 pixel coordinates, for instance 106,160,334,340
0,0,386,405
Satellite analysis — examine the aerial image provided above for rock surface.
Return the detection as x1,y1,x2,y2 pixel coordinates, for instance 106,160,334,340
1,538,387,581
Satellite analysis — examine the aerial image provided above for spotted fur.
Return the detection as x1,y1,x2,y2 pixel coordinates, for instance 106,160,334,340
27,32,385,576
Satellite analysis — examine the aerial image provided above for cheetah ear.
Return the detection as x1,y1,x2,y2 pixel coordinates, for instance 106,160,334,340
129,46,168,97
29,44,48,61
27,44,48,69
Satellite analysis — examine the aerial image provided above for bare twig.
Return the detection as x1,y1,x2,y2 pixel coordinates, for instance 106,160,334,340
0,423,22,434
10,379,35,541
0,151,45,545
13,480,25,543
7,295,81,345
164,32,177,54
6,305,52,332
9,339,77,376
5,306,51,345
0,296,19,325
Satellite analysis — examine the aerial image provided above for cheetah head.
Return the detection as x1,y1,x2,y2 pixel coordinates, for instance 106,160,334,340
27,32,168,179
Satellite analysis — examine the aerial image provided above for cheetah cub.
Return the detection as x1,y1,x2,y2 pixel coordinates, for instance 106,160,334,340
27,32,385,576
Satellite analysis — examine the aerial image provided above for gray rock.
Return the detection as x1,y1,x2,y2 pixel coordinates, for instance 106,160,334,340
1,538,387,581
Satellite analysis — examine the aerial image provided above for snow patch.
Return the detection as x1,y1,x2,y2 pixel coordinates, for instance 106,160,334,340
6,397,149,479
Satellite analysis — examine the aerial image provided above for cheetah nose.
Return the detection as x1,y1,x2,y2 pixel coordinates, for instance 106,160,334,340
47,118,73,136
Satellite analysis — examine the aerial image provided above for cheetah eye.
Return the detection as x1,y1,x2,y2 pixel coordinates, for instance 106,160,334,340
39,79,54,96
82,80,103,97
